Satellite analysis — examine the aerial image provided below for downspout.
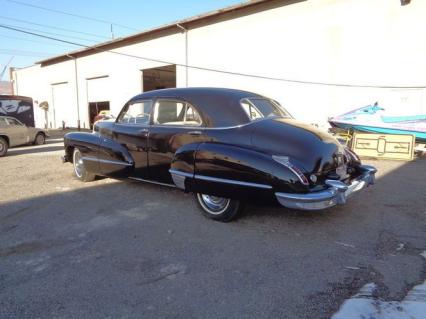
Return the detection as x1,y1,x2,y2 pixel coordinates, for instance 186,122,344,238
67,54,81,130
176,23,188,87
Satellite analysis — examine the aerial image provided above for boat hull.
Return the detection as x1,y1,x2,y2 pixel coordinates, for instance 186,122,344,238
329,121,426,141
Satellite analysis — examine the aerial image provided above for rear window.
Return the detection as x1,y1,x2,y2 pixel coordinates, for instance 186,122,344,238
241,98,291,121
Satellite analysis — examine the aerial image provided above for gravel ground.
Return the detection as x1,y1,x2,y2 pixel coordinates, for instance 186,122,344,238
0,139,425,319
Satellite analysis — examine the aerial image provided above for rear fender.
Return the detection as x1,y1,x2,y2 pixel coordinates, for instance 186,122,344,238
170,142,308,200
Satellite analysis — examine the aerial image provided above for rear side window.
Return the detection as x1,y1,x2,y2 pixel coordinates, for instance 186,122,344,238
118,100,152,125
6,118,23,126
241,98,291,121
153,100,202,126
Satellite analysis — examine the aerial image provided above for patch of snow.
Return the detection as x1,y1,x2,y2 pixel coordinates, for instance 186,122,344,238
332,281,426,319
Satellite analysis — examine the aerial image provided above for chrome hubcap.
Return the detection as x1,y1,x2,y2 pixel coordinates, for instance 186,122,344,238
73,150,84,178
0,143,4,152
198,194,231,215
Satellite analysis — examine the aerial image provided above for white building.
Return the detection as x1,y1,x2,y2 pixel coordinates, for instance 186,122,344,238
11,0,426,129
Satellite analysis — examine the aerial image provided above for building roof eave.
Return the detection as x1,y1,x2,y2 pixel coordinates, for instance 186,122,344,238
36,0,303,67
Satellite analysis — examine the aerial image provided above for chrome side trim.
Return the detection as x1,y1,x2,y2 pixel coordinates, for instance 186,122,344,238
82,156,133,166
128,177,175,188
169,169,193,178
169,169,193,190
168,169,272,190
194,174,273,189
149,116,280,130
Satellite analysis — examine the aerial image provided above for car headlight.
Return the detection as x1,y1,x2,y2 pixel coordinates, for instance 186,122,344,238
272,155,309,185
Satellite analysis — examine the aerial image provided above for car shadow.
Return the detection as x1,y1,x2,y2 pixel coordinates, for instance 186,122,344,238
241,156,426,222
6,145,64,157
45,138,63,145
0,157,425,319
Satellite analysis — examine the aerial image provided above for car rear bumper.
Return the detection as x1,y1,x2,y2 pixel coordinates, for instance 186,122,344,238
275,165,377,210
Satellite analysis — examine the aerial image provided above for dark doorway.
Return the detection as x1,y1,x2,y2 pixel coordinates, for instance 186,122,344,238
88,101,110,128
142,65,176,92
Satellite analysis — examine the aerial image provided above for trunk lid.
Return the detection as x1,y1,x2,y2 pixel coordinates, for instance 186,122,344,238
250,118,347,175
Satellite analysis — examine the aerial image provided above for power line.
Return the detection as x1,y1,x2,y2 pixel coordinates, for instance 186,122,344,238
1,23,425,89
0,33,78,48
0,15,110,39
0,23,99,43
0,48,53,57
5,0,139,31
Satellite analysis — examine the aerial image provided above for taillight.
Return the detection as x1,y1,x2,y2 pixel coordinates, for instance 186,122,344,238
272,156,309,186
344,147,360,162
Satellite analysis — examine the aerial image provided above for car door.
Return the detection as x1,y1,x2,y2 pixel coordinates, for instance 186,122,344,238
5,117,29,146
100,99,152,178
148,98,206,184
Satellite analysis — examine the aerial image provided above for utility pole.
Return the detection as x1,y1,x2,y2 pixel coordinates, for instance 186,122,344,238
67,54,81,130
0,56,14,80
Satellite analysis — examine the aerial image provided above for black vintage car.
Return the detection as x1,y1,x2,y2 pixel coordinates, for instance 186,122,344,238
62,88,376,222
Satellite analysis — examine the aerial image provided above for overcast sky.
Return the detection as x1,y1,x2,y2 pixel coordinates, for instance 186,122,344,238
0,0,241,79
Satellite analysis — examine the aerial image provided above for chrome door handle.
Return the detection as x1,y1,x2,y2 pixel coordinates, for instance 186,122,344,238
138,128,149,136
188,130,202,136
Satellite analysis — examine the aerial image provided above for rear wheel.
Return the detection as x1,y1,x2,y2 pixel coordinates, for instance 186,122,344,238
73,148,95,182
195,193,244,222
0,137,8,157
34,132,46,145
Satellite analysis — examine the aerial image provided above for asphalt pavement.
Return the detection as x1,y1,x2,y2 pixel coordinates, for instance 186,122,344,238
0,139,425,318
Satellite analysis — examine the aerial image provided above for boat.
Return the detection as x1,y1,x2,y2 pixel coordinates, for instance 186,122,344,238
328,103,426,141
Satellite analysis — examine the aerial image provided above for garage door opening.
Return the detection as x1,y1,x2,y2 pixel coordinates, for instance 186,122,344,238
88,101,110,128
142,65,176,92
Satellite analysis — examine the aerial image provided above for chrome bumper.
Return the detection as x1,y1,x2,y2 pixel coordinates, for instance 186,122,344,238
275,165,377,210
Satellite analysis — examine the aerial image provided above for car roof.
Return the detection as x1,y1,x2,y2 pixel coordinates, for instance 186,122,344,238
130,87,266,127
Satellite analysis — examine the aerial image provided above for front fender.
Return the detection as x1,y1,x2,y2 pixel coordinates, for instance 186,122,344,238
98,135,134,177
64,132,134,176
64,132,102,173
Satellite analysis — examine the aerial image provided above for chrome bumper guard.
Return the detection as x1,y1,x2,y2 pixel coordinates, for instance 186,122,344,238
275,165,377,210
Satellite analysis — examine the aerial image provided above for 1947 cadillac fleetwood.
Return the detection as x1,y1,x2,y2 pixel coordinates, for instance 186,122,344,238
62,88,376,222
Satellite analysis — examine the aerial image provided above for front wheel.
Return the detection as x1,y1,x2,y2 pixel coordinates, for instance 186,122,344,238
195,193,244,222
0,137,8,157
73,148,96,182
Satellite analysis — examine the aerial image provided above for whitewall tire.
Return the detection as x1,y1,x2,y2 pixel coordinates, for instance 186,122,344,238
195,193,244,222
73,148,95,182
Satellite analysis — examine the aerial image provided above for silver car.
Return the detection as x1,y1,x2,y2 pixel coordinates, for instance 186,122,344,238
0,116,47,157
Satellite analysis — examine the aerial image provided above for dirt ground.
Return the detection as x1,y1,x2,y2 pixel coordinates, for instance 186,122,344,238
0,139,425,318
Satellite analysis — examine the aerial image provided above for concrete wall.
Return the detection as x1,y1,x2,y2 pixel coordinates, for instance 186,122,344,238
12,0,426,129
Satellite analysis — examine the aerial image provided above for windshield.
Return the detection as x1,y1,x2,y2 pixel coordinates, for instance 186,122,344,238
240,98,291,121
